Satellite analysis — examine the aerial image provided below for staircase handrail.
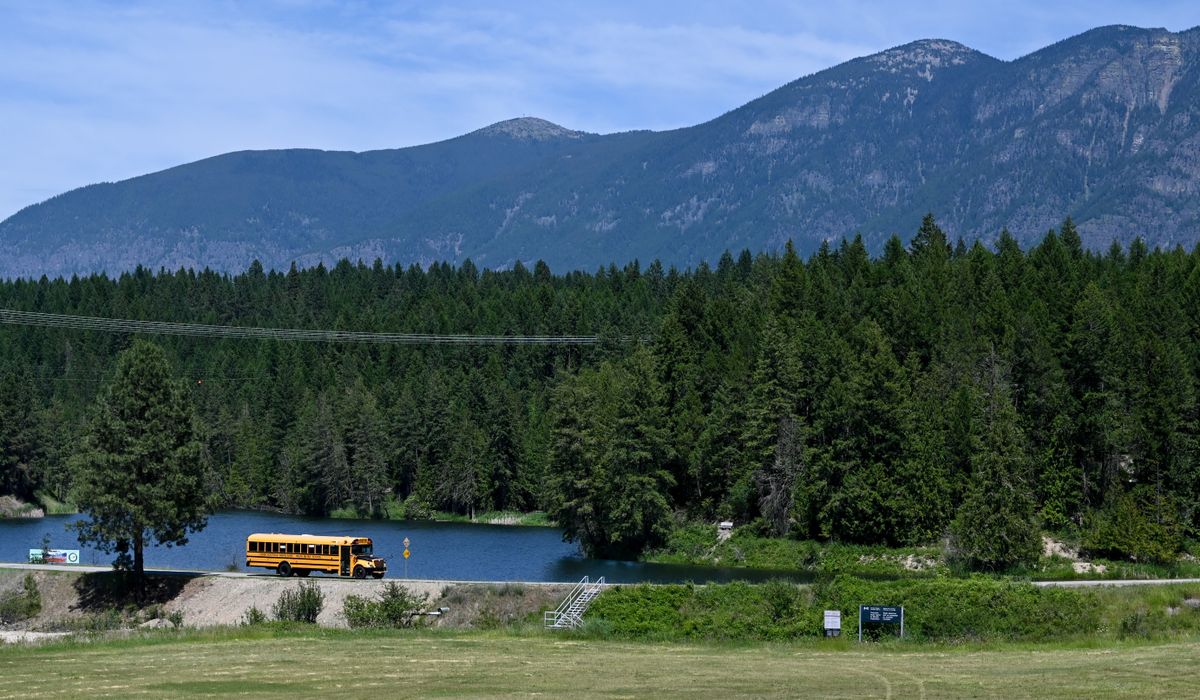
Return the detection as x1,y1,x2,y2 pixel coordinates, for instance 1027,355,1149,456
544,576,606,629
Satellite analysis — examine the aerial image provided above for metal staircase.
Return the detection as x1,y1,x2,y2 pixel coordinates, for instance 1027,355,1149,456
544,576,606,629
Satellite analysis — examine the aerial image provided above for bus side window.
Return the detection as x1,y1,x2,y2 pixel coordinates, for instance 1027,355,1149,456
250,542,257,552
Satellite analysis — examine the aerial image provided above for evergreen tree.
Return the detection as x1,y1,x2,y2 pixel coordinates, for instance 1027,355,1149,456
948,354,1040,571
549,349,673,558
70,340,211,576
436,417,487,518
0,366,38,498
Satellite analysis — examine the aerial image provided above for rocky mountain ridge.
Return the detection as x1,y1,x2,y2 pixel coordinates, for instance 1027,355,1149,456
1,24,1197,278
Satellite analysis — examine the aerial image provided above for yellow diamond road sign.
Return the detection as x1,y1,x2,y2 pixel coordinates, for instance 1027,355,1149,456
403,549,410,559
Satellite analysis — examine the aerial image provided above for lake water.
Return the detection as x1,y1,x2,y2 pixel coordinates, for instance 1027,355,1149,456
0,510,804,584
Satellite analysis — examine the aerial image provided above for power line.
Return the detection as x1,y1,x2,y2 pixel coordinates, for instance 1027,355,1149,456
0,309,603,345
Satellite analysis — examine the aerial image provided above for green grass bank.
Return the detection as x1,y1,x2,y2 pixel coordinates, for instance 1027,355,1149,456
587,577,1200,643
644,524,1200,581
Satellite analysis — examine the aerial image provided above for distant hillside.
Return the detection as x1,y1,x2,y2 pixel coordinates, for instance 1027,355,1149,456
2,25,1198,278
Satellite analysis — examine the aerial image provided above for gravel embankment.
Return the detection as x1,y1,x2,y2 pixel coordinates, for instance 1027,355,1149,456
167,576,451,627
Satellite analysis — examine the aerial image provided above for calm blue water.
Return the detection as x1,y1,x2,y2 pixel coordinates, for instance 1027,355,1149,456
0,511,804,584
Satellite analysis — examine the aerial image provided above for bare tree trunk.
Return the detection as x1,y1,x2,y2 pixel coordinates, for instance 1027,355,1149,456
134,530,144,578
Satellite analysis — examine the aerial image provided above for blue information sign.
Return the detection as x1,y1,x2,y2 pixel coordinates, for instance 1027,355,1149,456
860,606,902,623
858,605,905,641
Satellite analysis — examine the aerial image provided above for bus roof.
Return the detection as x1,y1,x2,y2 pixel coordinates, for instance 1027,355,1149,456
246,533,371,545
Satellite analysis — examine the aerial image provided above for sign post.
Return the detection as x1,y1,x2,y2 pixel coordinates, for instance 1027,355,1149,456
857,605,905,642
402,537,410,578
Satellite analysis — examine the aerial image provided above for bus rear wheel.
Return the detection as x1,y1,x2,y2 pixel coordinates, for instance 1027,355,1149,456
277,562,292,577
353,566,366,579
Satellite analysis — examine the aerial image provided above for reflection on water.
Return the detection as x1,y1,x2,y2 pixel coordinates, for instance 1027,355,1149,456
0,511,806,584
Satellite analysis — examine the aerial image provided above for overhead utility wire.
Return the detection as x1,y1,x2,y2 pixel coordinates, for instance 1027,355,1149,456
0,309,602,345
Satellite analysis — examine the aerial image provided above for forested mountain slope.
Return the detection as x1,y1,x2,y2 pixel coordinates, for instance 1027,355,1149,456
1,25,1198,279
1,218,1197,561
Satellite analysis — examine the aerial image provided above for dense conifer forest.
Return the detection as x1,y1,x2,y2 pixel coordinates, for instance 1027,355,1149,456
1,216,1198,564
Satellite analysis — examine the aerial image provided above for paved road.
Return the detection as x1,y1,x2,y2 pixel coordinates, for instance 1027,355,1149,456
1033,577,1200,588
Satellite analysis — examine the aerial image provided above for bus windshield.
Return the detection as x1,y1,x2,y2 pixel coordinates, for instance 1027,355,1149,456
351,543,373,556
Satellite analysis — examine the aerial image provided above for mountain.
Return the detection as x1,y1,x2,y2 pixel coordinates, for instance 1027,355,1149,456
2,25,1198,278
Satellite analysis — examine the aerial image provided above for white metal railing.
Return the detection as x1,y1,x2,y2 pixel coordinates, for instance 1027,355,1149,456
544,576,606,629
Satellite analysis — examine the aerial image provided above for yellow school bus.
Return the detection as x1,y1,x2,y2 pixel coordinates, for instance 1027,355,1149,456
246,533,387,579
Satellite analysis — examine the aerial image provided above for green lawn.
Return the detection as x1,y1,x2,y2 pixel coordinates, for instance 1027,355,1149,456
1,629,1197,698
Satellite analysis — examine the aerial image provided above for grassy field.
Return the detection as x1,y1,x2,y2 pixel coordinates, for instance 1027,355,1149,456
1,628,1198,698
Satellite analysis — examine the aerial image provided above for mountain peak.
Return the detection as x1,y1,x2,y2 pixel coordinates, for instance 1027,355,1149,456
473,117,586,141
867,38,988,73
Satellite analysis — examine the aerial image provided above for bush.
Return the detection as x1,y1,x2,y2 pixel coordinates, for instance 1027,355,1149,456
402,495,433,521
588,576,1100,642
1083,491,1182,564
167,610,185,628
343,582,428,628
1118,609,1152,639
272,580,324,623
0,574,42,623
242,606,267,625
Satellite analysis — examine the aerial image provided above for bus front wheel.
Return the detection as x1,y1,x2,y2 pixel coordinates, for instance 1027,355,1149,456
353,566,366,579
277,562,292,577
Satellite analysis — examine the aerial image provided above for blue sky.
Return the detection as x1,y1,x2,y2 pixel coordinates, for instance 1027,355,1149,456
1,1,1196,220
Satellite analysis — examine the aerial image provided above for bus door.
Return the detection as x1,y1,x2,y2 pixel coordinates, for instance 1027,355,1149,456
340,546,350,576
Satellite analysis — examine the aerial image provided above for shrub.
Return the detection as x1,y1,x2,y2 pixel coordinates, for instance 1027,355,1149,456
762,579,799,622
497,583,526,597
343,582,428,628
272,580,324,623
242,606,267,625
402,495,433,521
167,610,184,628
1083,491,1182,564
588,576,1099,642
1118,609,1152,639
814,575,1099,642
0,574,42,623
